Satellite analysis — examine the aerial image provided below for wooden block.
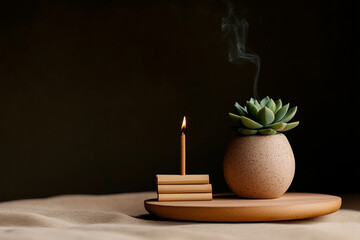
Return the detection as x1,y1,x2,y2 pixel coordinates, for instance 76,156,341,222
158,193,213,202
158,184,212,194
157,174,209,185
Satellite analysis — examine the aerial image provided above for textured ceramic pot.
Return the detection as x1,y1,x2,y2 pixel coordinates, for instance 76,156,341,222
223,133,295,199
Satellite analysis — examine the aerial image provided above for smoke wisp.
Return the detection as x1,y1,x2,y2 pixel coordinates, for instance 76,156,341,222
222,2,260,99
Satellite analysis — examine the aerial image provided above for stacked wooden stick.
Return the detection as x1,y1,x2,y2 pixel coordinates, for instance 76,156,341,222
157,174,212,201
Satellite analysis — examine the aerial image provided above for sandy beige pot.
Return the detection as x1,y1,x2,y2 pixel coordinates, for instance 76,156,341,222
223,133,295,199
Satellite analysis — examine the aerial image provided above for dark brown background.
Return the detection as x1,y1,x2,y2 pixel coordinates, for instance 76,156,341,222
0,0,359,201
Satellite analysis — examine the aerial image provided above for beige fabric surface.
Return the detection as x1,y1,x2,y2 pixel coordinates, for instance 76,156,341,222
0,192,359,240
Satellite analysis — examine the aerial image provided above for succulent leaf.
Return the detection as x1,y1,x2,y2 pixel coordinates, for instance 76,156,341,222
254,100,262,110
274,103,289,122
279,121,299,132
241,104,248,114
238,128,258,135
260,96,270,107
240,116,263,129
246,101,259,117
266,122,286,131
266,99,276,112
229,113,242,125
257,106,275,125
249,98,255,104
258,128,277,135
281,106,297,123
234,102,247,116
275,99,282,113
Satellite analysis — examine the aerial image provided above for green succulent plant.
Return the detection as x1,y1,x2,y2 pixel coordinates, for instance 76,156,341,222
229,96,299,135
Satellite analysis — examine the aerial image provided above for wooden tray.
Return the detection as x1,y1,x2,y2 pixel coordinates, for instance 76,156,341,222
144,192,341,222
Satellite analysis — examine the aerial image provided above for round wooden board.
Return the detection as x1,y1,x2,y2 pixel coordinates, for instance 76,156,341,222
144,193,341,222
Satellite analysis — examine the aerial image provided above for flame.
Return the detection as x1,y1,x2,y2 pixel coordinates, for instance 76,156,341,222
181,116,186,132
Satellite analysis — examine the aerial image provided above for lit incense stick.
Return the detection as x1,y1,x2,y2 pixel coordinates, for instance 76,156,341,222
181,116,186,175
